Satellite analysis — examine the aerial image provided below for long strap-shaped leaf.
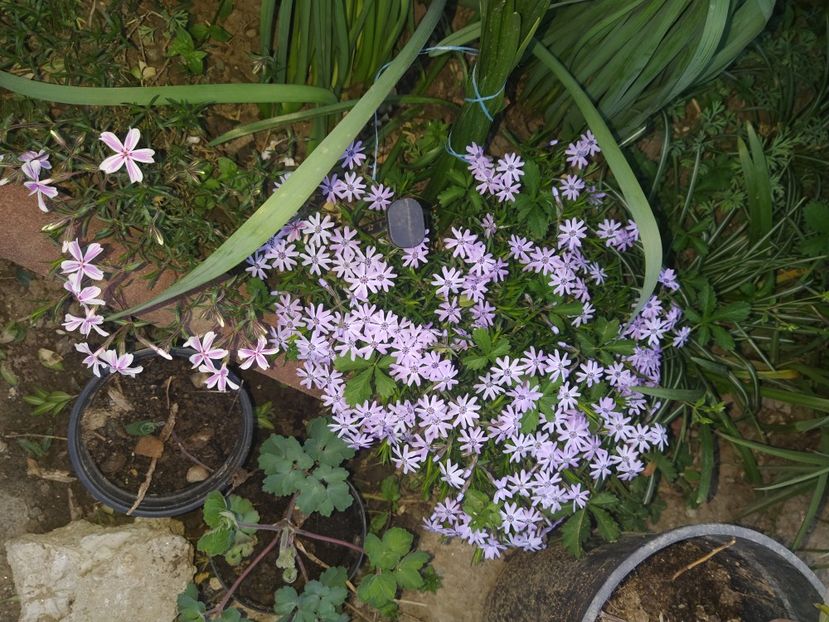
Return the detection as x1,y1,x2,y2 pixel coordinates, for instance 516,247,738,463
530,39,662,316
0,71,337,105
107,0,448,321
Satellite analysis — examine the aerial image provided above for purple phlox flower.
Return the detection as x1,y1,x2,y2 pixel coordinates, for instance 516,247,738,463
401,233,430,268
449,394,480,428
61,240,105,281
340,140,366,170
302,213,336,247
237,335,279,370
575,360,604,387
431,266,464,299
63,307,108,337
443,227,478,260
435,297,462,324
673,326,691,348
556,382,581,412
480,213,498,239
520,347,547,376
264,240,299,272
659,267,680,292
365,183,394,211
63,273,105,306
474,166,502,196
304,303,337,334
320,174,344,203
496,152,525,185
565,483,590,511
504,433,534,463
23,176,58,212
336,172,366,202
75,342,106,377
99,128,155,183
100,350,143,377
245,252,269,279
587,184,607,206
20,150,51,180
299,244,332,276
496,179,521,203
565,141,589,169
296,331,333,363
557,218,587,251
491,356,527,387
544,349,572,382
183,331,229,368
560,175,585,201
439,459,468,489
647,423,669,451
499,502,525,535
508,381,543,413
392,443,424,474
474,372,504,401
482,537,507,560
508,234,535,263
613,444,645,481
579,130,600,156
589,448,613,481
464,142,486,162
459,426,488,455
198,361,240,391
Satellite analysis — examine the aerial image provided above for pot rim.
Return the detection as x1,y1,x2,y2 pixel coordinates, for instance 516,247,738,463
67,347,255,517
582,522,827,622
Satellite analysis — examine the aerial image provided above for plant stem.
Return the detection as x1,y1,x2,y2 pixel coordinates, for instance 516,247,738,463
211,533,281,616
293,527,365,554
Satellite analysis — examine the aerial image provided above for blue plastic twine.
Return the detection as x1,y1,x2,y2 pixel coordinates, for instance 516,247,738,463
369,46,504,178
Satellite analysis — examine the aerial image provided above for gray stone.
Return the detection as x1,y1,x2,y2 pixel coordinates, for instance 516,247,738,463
5,518,194,622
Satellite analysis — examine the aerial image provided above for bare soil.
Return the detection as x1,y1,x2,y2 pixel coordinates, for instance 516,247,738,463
83,356,245,495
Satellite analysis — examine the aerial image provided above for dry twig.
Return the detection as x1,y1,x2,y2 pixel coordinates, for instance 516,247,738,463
126,402,178,515
671,538,737,582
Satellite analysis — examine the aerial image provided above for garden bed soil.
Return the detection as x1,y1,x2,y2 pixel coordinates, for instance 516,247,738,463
602,540,788,622
210,471,364,611
82,356,244,495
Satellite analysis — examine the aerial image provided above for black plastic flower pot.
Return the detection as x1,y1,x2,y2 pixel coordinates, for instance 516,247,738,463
486,523,826,622
209,479,367,614
67,347,255,518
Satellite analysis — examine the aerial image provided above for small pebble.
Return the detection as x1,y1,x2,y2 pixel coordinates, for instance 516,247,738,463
186,465,210,483
209,577,223,591
245,29,256,38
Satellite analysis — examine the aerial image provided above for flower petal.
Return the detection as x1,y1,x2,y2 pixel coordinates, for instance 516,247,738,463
125,158,143,184
83,242,105,263
129,148,155,164
99,131,124,152
99,154,125,174
124,128,141,151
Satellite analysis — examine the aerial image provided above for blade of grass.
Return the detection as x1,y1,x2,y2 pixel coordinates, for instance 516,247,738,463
696,424,715,504
717,433,829,466
530,39,662,315
631,386,704,401
0,71,336,105
757,465,829,492
761,387,829,413
738,122,773,244
106,0,448,321
260,0,277,57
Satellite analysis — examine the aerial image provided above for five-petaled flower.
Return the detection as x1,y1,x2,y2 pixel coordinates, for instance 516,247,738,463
199,361,240,391
61,240,105,281
237,336,279,370
183,331,229,368
99,128,155,183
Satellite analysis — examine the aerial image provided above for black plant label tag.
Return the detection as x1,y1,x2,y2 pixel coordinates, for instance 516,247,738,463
386,198,425,248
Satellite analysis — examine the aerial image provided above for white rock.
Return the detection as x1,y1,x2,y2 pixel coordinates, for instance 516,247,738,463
5,518,194,622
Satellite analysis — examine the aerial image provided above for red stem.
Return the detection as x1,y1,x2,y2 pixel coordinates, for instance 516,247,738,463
210,533,281,617
293,527,365,554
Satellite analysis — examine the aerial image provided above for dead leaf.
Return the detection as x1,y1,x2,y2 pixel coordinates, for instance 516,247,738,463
67,488,83,520
107,385,133,413
37,348,64,371
26,458,76,483
134,435,164,459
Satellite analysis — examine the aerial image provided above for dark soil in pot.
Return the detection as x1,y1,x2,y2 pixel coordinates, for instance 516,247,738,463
82,356,244,495
602,539,786,621
211,472,365,611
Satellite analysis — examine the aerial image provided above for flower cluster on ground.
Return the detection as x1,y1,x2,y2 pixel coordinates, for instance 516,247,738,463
22,129,689,559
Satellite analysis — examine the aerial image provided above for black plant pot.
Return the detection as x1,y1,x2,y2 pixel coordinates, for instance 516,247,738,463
486,523,826,622
67,347,255,517
210,479,367,613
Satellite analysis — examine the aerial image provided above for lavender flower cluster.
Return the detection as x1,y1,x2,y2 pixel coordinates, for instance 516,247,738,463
230,137,690,556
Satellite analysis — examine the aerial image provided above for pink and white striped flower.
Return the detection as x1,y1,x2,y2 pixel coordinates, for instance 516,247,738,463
98,128,155,183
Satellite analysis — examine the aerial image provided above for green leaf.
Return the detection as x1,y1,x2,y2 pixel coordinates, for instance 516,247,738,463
471,328,492,353
344,367,374,407
711,301,751,323
364,527,414,571
561,509,589,558
380,476,401,503
333,355,373,372
197,526,234,556
319,566,348,589
0,71,337,108
461,354,490,370
357,573,398,609
106,0,449,321
589,492,619,508
589,506,621,542
304,417,355,467
176,583,207,622
203,490,228,528
395,551,430,590
530,40,661,317
124,420,159,436
168,28,196,57
273,586,300,616
374,368,397,399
